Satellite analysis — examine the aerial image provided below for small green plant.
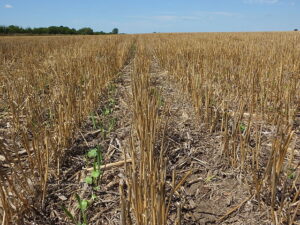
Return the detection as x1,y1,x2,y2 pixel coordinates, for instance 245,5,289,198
205,174,216,183
158,95,164,107
85,146,103,186
287,168,296,180
76,194,89,225
240,123,246,133
62,194,89,225
89,96,116,137
103,107,111,116
109,98,116,107
62,146,103,224
90,113,99,130
108,117,116,133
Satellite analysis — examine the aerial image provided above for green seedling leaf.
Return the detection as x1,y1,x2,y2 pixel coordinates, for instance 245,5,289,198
205,175,216,183
92,170,100,178
90,114,97,129
62,205,76,223
93,186,100,191
240,123,246,132
85,176,93,184
109,98,116,106
288,169,296,179
76,196,88,211
81,200,88,211
88,148,98,158
76,194,83,209
288,173,295,179
104,107,111,115
76,194,87,210
91,194,97,201
75,194,88,225
93,162,99,169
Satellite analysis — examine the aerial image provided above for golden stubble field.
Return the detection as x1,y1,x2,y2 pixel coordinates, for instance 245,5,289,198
0,32,299,224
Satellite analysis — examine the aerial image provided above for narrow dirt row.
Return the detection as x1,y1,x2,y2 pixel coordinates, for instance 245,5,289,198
27,59,135,225
149,57,270,225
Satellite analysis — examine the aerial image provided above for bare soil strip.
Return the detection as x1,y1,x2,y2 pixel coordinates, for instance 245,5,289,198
149,57,270,225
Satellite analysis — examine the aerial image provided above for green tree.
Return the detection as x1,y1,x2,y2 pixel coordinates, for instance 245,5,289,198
77,27,94,35
48,26,59,34
32,27,49,34
24,27,32,34
0,25,116,35
94,31,106,35
0,26,7,34
7,25,23,34
111,28,119,34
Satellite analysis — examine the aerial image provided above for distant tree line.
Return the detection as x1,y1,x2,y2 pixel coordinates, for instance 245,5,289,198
0,25,119,35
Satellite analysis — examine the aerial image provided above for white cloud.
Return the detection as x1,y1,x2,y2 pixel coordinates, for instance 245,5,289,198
127,11,237,23
244,0,279,4
4,4,13,8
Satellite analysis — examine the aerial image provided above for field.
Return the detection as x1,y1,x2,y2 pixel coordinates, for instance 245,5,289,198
0,33,299,224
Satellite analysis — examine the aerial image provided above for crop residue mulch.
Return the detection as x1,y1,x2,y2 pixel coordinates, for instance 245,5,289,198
27,56,276,225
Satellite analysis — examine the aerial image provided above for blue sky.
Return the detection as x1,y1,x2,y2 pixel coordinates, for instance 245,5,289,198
0,0,299,33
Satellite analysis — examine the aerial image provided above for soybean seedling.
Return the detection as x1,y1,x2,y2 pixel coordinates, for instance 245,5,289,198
62,194,89,225
85,146,103,187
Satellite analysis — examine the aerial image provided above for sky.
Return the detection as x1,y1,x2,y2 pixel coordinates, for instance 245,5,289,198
0,0,299,33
